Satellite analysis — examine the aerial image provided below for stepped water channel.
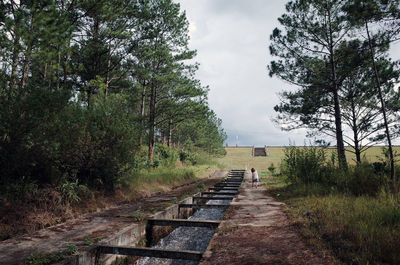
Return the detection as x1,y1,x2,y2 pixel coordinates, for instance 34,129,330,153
94,170,245,265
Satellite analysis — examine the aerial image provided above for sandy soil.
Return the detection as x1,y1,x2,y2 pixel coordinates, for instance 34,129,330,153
200,171,333,265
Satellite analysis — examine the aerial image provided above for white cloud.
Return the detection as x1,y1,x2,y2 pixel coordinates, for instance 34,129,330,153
176,0,400,146
175,0,308,146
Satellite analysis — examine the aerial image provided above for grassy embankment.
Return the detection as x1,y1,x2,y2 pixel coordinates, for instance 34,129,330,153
220,146,400,265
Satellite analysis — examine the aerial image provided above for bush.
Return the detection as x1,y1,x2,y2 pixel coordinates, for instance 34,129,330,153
154,144,178,167
57,178,91,205
342,163,387,196
0,90,140,200
179,149,199,165
280,145,335,185
268,163,276,175
280,146,388,196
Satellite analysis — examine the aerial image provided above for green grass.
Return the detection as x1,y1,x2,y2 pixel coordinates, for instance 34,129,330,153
221,147,400,264
215,147,282,172
265,174,400,265
118,161,219,200
215,146,400,172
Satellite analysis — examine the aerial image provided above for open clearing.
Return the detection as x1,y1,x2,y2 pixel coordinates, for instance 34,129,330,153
216,146,400,173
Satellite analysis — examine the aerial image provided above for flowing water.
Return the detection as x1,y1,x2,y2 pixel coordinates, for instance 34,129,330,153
136,190,236,265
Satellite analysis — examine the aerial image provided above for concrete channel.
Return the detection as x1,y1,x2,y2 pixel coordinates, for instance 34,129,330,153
56,170,245,265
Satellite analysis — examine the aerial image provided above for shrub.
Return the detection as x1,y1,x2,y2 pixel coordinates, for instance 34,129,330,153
280,145,333,185
179,149,198,165
57,178,91,205
0,90,140,199
268,163,276,175
154,144,178,167
280,146,387,196
345,163,387,196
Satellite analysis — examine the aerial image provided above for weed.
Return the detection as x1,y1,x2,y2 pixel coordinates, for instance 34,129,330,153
26,244,77,265
213,243,220,252
84,236,94,246
66,243,78,255
196,183,206,191
130,210,145,222
268,163,276,175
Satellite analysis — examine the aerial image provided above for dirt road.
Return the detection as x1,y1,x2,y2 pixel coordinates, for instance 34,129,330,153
200,171,333,265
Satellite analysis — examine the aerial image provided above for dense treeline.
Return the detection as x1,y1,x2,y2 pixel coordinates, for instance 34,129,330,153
269,0,400,179
0,0,226,197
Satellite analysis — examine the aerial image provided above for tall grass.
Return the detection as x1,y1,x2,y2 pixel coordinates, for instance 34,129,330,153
269,145,400,264
287,192,400,265
129,167,196,187
280,145,389,196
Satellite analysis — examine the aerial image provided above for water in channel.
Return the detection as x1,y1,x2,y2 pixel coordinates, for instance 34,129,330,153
136,190,236,265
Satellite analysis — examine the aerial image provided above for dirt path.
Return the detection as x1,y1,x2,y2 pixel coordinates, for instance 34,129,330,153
0,175,224,265
200,171,333,265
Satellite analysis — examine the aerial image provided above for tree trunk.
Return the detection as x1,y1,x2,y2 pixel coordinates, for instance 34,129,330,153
105,49,111,96
139,81,146,147
9,34,20,98
167,120,172,147
350,97,361,164
148,83,156,161
20,15,35,90
56,50,61,90
365,21,395,181
332,90,347,168
327,7,347,169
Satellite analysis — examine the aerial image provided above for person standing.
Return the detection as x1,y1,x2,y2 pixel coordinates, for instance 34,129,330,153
251,168,259,188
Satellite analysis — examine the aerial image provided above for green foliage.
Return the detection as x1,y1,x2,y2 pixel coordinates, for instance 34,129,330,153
26,244,77,265
340,163,387,196
127,167,197,188
57,179,90,205
267,163,276,175
130,210,145,222
196,182,206,191
0,0,226,206
280,145,389,196
280,145,335,185
153,145,178,168
287,192,400,265
0,90,139,198
179,149,199,165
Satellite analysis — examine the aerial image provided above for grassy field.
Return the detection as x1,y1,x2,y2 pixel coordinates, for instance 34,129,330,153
216,146,400,172
246,145,400,265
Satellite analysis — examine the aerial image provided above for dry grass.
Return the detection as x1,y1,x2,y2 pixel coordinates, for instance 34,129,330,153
119,165,215,200
215,147,282,172
0,164,218,241
215,146,400,172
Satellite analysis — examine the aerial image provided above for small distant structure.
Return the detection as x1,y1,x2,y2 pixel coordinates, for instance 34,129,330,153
253,146,268,157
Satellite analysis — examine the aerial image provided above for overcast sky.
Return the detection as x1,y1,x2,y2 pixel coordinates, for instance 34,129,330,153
175,0,400,147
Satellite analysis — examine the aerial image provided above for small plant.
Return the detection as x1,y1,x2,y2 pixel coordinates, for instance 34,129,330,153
268,163,276,175
66,243,78,255
26,243,77,265
196,183,206,192
84,236,94,246
130,210,144,222
57,179,89,205
213,243,220,252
